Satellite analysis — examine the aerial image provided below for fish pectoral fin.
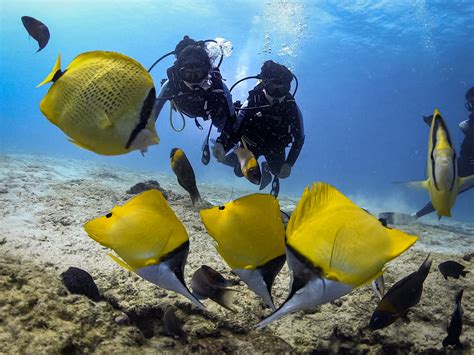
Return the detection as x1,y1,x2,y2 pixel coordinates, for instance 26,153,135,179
397,180,429,190
458,175,474,193
98,112,114,129
68,138,93,152
37,53,61,88
327,226,369,286
108,253,135,272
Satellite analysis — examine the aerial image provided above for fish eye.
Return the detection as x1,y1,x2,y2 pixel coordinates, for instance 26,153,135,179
218,206,225,210
105,213,112,218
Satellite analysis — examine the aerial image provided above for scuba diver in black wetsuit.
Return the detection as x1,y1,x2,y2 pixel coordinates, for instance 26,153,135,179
213,60,305,197
126,36,236,165
412,87,474,219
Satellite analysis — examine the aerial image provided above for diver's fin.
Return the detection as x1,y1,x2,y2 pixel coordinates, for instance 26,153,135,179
458,175,474,193
379,212,417,224
37,54,61,87
108,253,135,272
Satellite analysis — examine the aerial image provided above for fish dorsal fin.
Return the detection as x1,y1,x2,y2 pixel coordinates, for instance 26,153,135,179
423,115,433,126
108,253,135,272
126,189,168,213
37,54,61,88
287,182,352,237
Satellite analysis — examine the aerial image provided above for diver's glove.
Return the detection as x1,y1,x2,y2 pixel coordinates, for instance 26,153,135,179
459,119,472,134
212,142,226,162
277,163,292,179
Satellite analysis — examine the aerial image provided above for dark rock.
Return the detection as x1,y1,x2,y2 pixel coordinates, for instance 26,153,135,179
163,306,185,338
463,253,473,262
115,313,130,326
60,267,101,302
126,180,169,199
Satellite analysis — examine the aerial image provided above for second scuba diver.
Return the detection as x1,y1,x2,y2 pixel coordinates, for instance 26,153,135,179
126,36,236,165
213,60,305,197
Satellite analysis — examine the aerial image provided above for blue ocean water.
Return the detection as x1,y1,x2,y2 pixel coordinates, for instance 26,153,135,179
1,0,473,221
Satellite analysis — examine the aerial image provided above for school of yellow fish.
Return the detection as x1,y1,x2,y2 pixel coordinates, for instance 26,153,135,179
34,51,472,337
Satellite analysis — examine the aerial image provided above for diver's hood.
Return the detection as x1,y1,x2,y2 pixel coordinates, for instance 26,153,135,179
233,255,286,311
136,242,205,310
256,246,352,329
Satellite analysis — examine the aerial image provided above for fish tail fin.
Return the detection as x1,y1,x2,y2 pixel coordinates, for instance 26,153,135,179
213,289,239,312
455,289,464,305
36,53,61,87
191,190,202,206
417,254,432,281
460,271,469,278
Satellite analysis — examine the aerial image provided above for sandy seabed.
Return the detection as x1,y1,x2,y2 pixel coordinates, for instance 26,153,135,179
0,153,472,354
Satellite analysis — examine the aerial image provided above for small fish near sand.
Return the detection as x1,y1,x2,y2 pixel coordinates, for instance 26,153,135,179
191,265,238,311
36,52,159,155
163,307,185,338
443,289,464,349
170,148,202,206
21,16,50,52
200,193,286,311
369,255,432,330
257,182,418,329
84,189,204,310
438,260,469,280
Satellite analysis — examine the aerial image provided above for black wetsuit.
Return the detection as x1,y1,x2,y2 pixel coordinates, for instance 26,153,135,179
458,112,474,177
155,66,236,140
221,84,305,176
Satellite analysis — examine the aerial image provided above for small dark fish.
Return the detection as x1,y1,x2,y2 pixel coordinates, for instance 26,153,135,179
438,261,469,280
369,255,432,330
21,16,50,52
443,290,464,348
163,306,184,338
60,267,101,302
191,265,237,311
170,148,202,206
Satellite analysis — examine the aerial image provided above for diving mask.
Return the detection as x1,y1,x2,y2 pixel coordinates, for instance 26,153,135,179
465,100,474,112
179,63,209,84
263,79,290,98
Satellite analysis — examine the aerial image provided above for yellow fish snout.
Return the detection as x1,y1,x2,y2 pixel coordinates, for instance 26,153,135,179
84,214,113,247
